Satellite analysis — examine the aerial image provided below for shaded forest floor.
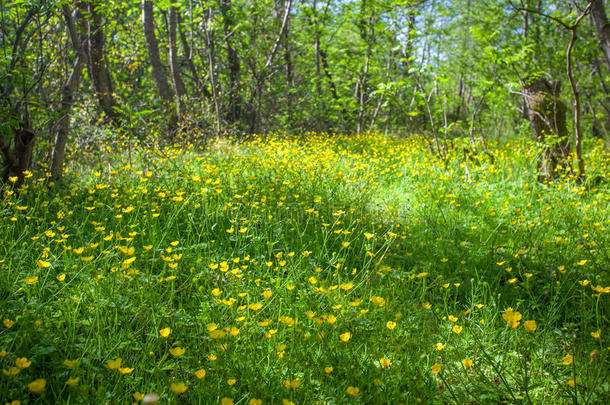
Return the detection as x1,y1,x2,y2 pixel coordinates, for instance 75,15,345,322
1,132,609,404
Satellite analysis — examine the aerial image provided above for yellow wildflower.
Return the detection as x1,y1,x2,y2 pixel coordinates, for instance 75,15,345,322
170,382,188,395
159,327,171,338
28,378,46,394
169,347,185,357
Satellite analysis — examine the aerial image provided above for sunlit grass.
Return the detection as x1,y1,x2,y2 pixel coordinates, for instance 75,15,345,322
0,132,608,404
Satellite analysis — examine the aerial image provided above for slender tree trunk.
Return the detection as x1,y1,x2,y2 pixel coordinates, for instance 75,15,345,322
591,0,610,70
356,7,374,134
369,51,391,131
78,1,120,123
320,50,339,101
281,1,293,120
203,7,221,132
219,0,242,123
142,0,173,101
312,0,321,95
169,5,186,120
51,55,83,180
142,0,177,136
177,13,210,99
567,23,585,181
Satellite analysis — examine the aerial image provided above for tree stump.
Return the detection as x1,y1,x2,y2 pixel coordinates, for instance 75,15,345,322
522,77,571,182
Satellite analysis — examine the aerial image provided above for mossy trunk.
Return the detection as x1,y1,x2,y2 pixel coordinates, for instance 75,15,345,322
1,127,35,192
522,77,570,182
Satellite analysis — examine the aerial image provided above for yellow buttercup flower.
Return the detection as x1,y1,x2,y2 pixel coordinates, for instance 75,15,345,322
386,321,397,330
24,276,38,285
119,367,134,374
380,358,391,368
339,332,351,342
283,378,300,389
37,259,50,268
66,377,79,386
170,382,188,394
502,307,522,328
523,320,537,332
159,327,171,338
346,386,359,396
562,354,573,365
2,367,20,376
63,359,78,369
435,343,446,351
195,368,206,379
15,357,31,369
169,347,185,357
28,378,46,394
107,358,122,370
462,359,473,368
209,329,226,339
430,363,442,374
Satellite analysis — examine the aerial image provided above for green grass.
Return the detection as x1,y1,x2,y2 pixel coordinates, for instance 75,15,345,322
1,132,608,404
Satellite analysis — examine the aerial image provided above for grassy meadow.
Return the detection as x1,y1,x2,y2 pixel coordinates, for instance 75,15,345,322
0,132,609,404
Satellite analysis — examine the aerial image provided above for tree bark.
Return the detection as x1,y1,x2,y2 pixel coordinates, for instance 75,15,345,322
142,0,177,136
77,1,120,123
51,55,83,180
142,0,174,102
219,0,242,123
169,5,186,120
312,0,321,95
522,77,570,182
1,128,35,190
203,6,221,132
591,0,610,70
356,5,374,134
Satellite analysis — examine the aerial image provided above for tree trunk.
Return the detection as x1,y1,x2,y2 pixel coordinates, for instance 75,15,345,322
78,1,120,123
591,0,610,70
169,6,186,119
219,0,242,123
51,5,86,180
356,6,374,134
203,6,222,132
51,55,83,180
142,0,177,136
522,77,570,182
312,0,321,95
281,1,293,121
0,128,35,190
177,13,211,99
